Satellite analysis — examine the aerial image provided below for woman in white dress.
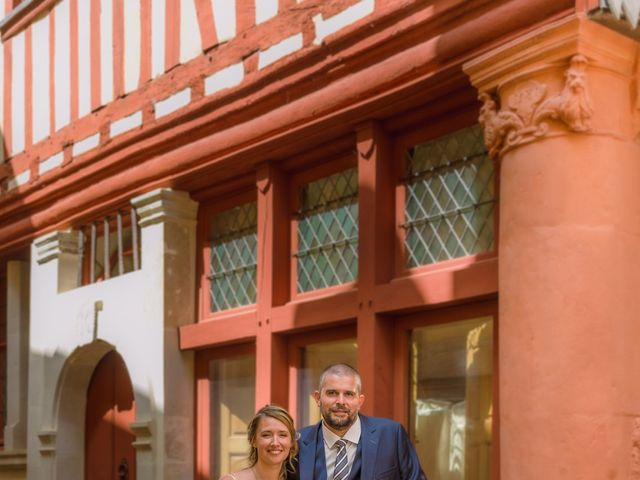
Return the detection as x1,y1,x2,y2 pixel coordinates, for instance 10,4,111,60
220,405,298,480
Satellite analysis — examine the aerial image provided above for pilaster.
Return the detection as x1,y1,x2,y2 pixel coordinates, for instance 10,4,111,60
355,122,395,418
465,15,640,480
4,261,29,451
255,164,289,409
131,188,198,480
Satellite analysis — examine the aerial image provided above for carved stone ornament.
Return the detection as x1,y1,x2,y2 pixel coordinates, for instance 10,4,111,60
479,54,594,158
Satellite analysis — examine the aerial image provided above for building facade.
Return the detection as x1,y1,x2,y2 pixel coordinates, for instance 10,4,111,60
0,0,638,479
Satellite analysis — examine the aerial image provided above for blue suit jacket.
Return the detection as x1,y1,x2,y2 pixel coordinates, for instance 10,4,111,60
297,415,427,480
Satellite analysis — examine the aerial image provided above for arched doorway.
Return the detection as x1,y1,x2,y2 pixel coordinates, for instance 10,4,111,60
85,350,136,480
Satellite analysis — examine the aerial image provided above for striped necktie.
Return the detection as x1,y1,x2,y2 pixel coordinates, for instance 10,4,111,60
333,439,350,480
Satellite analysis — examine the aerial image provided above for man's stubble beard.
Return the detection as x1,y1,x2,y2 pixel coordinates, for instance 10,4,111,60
322,407,358,431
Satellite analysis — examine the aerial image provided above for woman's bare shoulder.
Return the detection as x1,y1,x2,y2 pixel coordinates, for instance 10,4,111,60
219,469,252,480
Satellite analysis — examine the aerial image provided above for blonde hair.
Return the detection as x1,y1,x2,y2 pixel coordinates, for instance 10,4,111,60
247,405,298,479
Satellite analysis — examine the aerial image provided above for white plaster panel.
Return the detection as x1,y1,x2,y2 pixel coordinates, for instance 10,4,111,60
11,32,25,155
54,0,71,131
124,0,141,94
313,0,375,45
211,0,236,43
28,248,161,405
29,211,188,400
6,170,30,191
155,87,191,118
100,0,114,104
258,33,303,70
256,0,278,24
28,190,197,480
72,132,100,156
180,0,202,64
151,0,166,78
32,13,51,144
110,110,142,137
204,62,244,95
39,152,64,175
78,0,92,117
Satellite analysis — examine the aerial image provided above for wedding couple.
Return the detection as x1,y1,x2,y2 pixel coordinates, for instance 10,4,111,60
220,363,426,480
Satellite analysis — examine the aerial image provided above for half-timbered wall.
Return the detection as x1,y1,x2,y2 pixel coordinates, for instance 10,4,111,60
0,0,377,194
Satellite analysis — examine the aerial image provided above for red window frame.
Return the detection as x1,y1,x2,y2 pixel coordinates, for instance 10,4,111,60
195,342,256,480
289,153,358,302
392,110,499,279
198,189,258,323
392,299,499,479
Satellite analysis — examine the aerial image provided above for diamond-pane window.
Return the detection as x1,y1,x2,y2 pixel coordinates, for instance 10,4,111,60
209,202,257,312
403,125,495,268
296,168,358,293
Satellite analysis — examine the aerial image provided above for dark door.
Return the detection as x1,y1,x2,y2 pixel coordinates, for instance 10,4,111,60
85,350,136,480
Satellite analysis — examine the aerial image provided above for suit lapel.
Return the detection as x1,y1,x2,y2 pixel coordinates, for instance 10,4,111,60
358,415,379,480
299,423,327,480
347,441,363,480
315,427,327,480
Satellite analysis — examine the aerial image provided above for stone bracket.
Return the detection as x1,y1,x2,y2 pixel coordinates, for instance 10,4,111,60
34,230,79,265
37,429,56,456
130,419,153,451
131,188,198,228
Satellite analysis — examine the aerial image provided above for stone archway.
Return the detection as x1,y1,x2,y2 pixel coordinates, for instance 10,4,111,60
50,340,135,480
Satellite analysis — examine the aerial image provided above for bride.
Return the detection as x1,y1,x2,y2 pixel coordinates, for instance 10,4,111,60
220,405,298,480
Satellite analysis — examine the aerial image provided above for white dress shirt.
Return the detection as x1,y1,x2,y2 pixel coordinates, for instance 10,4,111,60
321,416,361,478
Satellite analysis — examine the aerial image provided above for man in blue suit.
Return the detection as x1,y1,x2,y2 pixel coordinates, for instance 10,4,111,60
297,364,426,480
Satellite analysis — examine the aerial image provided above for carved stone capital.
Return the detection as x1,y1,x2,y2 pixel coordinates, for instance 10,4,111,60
464,14,638,159
477,55,593,158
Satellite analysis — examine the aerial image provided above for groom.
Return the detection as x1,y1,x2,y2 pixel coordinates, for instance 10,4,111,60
297,363,426,479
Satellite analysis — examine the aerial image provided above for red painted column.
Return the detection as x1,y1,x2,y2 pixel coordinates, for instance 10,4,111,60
255,164,290,409
356,122,395,418
465,16,640,479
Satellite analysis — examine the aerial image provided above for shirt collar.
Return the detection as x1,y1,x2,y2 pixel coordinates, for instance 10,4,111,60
322,415,362,448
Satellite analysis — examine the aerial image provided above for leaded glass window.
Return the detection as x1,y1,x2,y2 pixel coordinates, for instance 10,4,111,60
296,168,358,293
209,202,257,312
403,125,494,268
